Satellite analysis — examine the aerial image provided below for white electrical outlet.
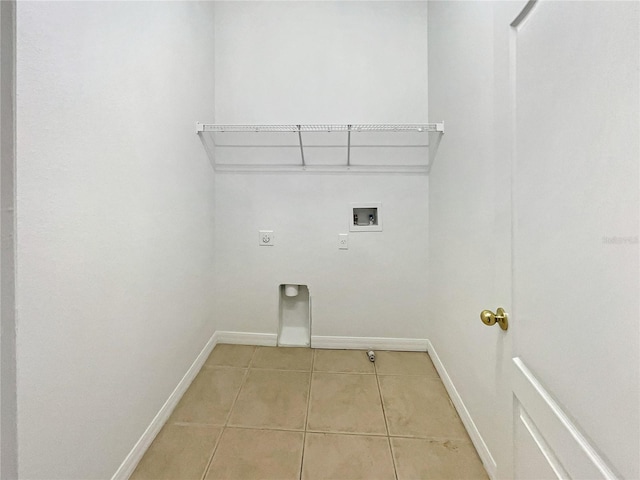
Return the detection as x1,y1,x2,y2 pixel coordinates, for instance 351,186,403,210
259,230,275,246
338,233,349,250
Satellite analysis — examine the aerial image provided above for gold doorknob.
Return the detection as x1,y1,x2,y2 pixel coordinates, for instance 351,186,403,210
480,307,509,331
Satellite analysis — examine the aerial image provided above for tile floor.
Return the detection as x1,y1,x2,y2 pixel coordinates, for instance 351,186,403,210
131,345,488,480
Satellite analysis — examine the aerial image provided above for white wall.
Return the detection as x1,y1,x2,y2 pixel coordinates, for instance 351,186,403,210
15,3,216,478
214,1,428,124
212,1,429,342
427,2,522,476
215,174,428,340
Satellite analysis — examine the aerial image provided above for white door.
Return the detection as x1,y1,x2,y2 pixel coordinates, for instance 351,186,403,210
510,1,639,479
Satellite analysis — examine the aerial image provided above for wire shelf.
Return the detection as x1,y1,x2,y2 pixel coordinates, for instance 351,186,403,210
197,123,444,133
199,124,299,133
195,122,444,170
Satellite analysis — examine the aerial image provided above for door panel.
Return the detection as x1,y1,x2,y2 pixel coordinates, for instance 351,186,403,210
512,358,615,479
514,408,565,480
512,1,639,478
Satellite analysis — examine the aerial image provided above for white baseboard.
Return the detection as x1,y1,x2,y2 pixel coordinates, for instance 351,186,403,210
111,331,219,480
426,339,497,479
311,335,428,351
215,331,277,346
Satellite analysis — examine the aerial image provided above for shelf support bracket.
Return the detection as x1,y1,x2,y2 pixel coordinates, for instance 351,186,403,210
297,125,306,166
347,124,351,167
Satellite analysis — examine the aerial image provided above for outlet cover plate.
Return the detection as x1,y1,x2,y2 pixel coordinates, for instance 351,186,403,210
338,233,349,250
259,230,275,246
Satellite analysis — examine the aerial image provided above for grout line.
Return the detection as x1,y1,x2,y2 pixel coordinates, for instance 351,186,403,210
305,429,387,437
309,370,376,376
375,372,442,378
201,364,250,371
237,370,437,377
299,348,316,480
388,434,473,442
183,424,469,442
373,360,390,437
305,350,316,432
313,370,376,375
218,425,306,434
388,438,400,480
251,367,311,373
374,359,399,480
247,345,259,369
172,421,227,428
200,346,257,480
198,426,224,480
235,367,437,376
224,347,258,427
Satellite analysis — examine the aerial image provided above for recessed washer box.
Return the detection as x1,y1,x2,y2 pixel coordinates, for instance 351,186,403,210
350,202,382,232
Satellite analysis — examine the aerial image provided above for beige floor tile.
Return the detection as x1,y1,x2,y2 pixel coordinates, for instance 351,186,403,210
131,424,221,480
227,369,310,430
307,373,387,435
379,376,468,439
302,433,396,480
169,367,246,425
313,349,375,374
251,346,313,371
375,351,440,377
391,437,489,480
205,344,256,368
205,428,304,480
